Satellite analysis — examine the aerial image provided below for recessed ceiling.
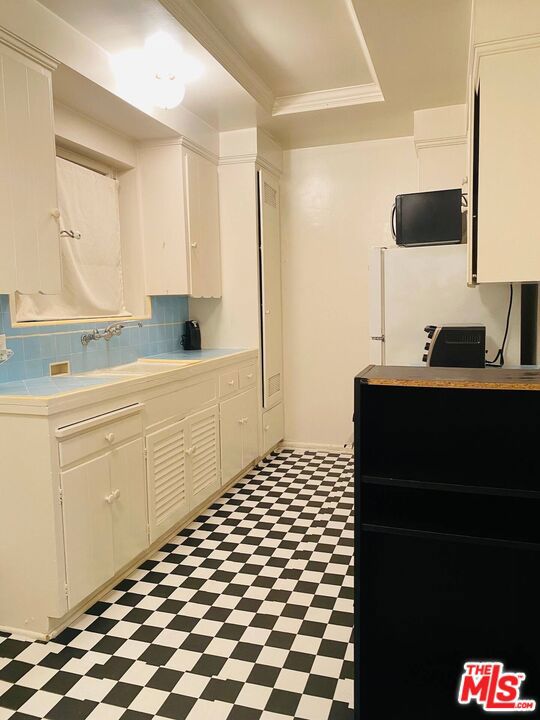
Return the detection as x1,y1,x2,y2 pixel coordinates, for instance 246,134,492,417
38,0,472,149
191,0,374,97
186,0,472,148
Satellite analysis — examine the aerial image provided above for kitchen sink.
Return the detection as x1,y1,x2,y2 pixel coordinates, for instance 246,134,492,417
76,360,198,378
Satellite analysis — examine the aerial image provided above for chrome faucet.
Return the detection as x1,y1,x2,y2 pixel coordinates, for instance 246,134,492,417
81,322,125,346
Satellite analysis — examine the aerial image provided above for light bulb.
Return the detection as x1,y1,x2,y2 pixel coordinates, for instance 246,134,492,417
153,74,186,110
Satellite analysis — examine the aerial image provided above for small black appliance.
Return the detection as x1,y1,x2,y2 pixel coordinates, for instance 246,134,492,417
182,320,201,350
423,324,486,368
393,188,463,246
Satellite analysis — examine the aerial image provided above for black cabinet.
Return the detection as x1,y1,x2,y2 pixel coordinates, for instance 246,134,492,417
355,371,540,719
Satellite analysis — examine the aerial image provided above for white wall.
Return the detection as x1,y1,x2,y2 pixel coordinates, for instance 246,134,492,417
280,137,418,449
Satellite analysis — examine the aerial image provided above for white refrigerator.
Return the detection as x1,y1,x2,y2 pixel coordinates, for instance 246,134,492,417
369,244,521,366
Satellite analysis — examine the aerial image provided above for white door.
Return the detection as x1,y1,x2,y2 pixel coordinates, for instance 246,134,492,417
188,406,221,509
146,420,189,543
220,394,244,485
0,45,61,295
61,454,114,608
185,149,221,298
110,438,148,571
258,169,283,409
239,387,259,468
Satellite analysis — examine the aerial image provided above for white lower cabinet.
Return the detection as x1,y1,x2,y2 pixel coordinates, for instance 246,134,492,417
220,387,259,484
61,436,147,609
146,419,188,543
189,406,221,510
146,405,220,543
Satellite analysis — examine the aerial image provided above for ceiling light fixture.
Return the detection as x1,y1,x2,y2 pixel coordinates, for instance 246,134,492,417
113,31,203,111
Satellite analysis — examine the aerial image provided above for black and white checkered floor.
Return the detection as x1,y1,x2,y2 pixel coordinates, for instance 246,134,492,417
0,449,354,720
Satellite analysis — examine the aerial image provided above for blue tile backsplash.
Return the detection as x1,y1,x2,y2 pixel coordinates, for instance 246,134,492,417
0,295,189,383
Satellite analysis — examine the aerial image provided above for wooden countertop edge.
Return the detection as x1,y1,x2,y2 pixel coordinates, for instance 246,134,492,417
363,378,540,391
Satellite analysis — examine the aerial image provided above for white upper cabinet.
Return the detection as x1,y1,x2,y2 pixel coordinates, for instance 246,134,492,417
0,37,62,295
185,150,221,298
471,47,540,283
137,141,221,298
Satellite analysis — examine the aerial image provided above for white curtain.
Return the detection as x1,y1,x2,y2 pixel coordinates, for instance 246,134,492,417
16,157,130,321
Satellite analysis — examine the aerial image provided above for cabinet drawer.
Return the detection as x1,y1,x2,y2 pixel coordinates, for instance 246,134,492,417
239,364,257,389
219,369,239,398
59,414,143,467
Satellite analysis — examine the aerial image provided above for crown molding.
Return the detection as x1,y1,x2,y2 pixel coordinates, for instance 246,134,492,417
472,32,540,87
272,83,384,116
158,0,275,113
0,26,57,71
219,152,281,176
137,136,218,164
415,134,467,151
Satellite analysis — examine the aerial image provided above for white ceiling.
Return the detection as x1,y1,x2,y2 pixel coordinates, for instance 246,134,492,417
191,0,373,97
39,0,260,132
39,0,472,149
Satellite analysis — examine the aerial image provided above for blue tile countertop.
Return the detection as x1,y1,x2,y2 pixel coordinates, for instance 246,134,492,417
0,374,126,397
0,349,255,398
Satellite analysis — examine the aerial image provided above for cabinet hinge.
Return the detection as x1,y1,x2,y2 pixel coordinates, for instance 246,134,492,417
64,583,69,598
143,448,148,459
58,488,63,505
147,524,151,542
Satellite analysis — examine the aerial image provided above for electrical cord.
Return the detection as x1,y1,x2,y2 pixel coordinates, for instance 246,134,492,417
486,283,513,367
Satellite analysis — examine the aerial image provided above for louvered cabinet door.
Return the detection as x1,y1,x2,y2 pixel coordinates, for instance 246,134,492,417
146,420,189,543
187,406,221,510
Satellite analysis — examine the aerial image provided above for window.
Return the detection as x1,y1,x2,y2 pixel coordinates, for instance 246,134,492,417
15,155,131,322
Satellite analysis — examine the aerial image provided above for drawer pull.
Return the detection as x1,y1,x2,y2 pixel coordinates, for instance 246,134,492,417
105,493,114,504
238,417,248,425
113,489,121,500
105,432,115,444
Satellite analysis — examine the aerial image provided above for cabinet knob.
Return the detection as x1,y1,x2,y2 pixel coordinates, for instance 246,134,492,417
247,373,254,379
191,242,198,248
264,425,270,432
51,208,60,219
185,446,197,456
265,310,270,315
105,493,114,504
105,432,115,444
113,489,120,500
228,379,235,386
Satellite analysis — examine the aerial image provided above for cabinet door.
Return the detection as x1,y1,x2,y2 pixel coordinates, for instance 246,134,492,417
220,393,245,485
146,420,189,543
239,387,259,468
110,438,148,571
137,144,189,295
185,149,221,298
258,170,283,408
476,47,540,282
187,405,220,509
61,454,114,608
0,46,61,294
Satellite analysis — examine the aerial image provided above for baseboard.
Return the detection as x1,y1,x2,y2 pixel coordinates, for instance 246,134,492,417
280,441,353,455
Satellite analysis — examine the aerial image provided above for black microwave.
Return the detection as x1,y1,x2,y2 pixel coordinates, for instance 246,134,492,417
393,188,463,247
